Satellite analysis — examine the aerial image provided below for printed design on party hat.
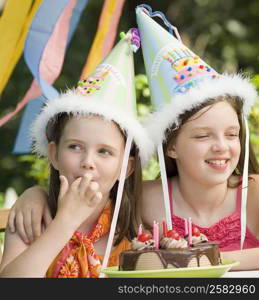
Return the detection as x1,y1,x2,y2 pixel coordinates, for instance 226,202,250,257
99,64,126,86
166,48,220,94
152,43,220,94
77,69,110,95
77,63,126,96
151,44,194,77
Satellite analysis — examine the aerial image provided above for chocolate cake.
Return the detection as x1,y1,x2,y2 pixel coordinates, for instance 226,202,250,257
119,228,221,271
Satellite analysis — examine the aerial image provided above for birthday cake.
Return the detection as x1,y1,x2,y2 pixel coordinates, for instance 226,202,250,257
119,227,221,271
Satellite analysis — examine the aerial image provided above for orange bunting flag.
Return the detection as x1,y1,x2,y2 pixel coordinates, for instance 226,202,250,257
80,0,126,79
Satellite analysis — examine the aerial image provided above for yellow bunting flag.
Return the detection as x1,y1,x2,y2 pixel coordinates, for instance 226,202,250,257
0,0,43,94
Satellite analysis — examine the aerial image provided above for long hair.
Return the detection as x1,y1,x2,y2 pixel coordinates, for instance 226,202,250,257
46,112,142,245
162,95,259,187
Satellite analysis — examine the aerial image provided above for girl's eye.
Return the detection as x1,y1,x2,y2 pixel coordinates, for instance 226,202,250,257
194,135,209,139
99,148,112,156
227,133,239,136
227,134,239,139
69,144,81,150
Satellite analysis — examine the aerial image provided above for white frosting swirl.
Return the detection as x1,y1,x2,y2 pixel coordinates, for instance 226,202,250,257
192,233,208,245
131,237,155,251
160,237,188,249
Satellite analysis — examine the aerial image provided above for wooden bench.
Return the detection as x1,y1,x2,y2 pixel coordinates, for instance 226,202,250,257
0,209,10,233
0,209,10,263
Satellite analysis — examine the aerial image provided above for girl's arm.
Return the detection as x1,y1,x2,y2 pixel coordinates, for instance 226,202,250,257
221,248,259,270
0,216,77,277
8,186,51,244
0,175,103,277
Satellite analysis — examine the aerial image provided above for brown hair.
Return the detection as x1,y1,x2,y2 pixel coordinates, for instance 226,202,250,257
46,112,142,246
163,95,259,187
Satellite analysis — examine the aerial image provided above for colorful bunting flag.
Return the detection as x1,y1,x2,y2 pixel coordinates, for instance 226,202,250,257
80,0,126,78
0,0,43,94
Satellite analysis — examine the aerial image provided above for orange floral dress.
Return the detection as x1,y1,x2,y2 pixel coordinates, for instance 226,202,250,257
46,202,131,278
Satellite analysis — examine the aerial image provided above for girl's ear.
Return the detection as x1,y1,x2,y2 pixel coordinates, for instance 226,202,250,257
166,144,178,159
126,157,135,178
48,141,59,170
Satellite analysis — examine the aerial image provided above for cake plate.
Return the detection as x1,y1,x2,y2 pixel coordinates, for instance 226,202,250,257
101,259,239,278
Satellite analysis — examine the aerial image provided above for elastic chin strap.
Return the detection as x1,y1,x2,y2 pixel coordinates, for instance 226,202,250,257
240,117,250,250
99,134,133,277
157,144,172,230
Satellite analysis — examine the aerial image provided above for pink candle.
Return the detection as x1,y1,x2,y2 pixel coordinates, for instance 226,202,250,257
153,221,159,250
162,220,168,237
184,218,188,237
188,217,192,246
137,224,142,237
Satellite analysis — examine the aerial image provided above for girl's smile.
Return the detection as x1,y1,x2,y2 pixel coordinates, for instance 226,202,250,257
204,158,229,171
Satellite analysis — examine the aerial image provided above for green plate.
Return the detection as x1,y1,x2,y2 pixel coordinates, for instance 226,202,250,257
101,259,239,278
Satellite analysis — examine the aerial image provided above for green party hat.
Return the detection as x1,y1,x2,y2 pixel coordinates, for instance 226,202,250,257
31,28,153,165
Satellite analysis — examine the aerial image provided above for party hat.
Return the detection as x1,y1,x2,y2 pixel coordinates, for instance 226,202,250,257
31,28,153,165
136,4,258,250
136,5,257,146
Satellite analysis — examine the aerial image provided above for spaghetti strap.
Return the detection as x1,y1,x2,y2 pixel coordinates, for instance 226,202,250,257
167,178,174,216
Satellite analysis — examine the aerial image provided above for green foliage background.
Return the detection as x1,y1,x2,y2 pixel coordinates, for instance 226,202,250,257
0,0,259,200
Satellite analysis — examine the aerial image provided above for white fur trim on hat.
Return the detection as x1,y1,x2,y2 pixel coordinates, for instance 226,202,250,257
31,90,154,166
146,73,257,146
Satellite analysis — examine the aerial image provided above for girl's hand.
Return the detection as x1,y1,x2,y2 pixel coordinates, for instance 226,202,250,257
7,187,52,244
56,174,103,228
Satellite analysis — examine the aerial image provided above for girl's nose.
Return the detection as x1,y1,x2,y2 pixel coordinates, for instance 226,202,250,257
81,153,95,170
211,137,228,152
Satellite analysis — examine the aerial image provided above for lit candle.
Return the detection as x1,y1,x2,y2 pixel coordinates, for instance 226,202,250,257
137,224,142,237
188,217,192,246
184,218,188,237
162,220,168,237
153,221,159,250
